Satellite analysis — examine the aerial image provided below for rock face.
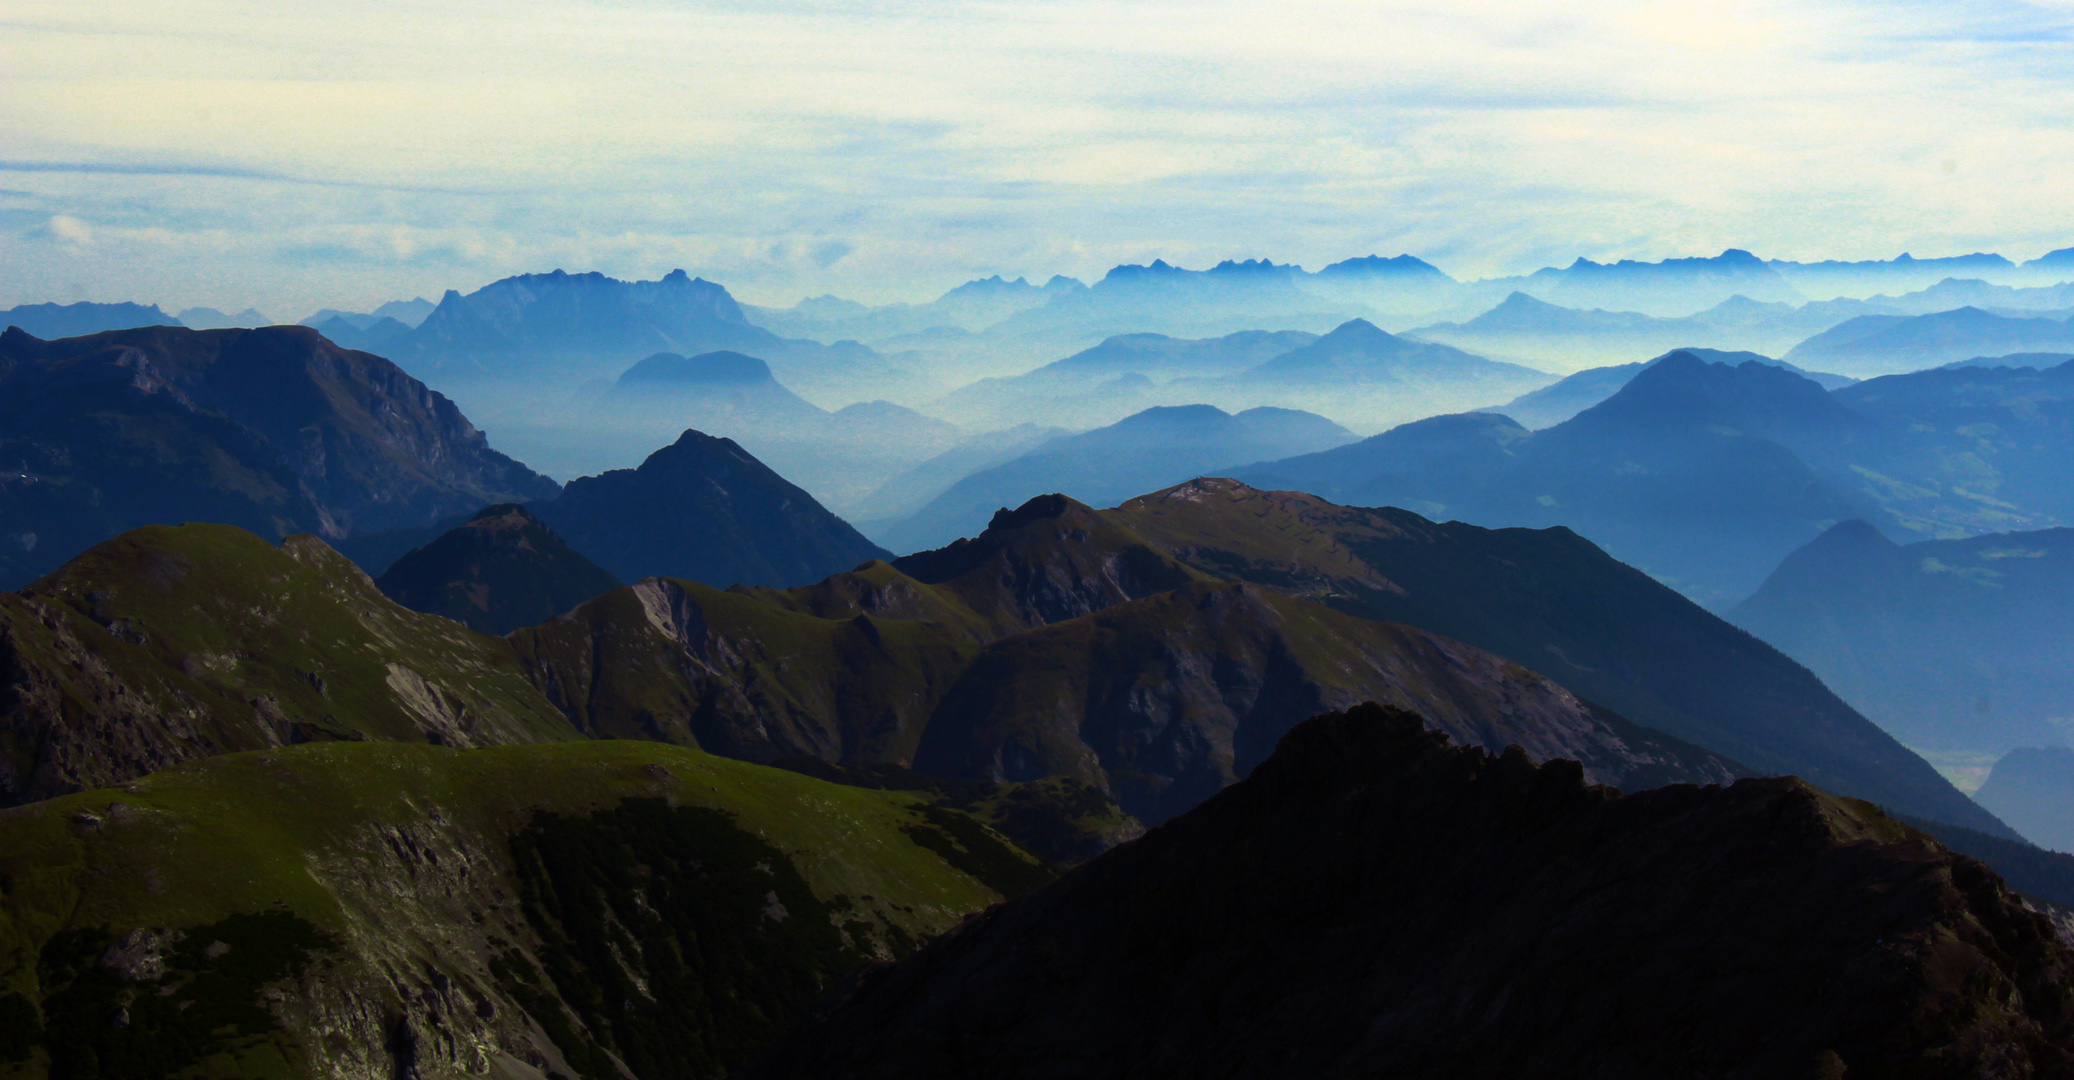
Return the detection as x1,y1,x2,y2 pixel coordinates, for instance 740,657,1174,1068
747,704,2074,1080
0,324,557,588
1107,477,2014,839
374,503,621,635
0,523,578,805
535,429,891,588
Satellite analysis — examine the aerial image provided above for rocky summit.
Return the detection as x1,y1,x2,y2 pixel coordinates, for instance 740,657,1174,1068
748,704,2074,1080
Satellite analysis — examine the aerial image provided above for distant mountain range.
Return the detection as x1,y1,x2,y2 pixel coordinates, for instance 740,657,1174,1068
927,318,1552,435
175,306,272,329
876,404,1356,553
1237,350,2074,606
592,351,963,511
1107,478,2003,836
0,300,182,339
0,324,557,589
1731,521,2074,755
1786,307,2074,376
1486,348,1856,429
382,268,912,406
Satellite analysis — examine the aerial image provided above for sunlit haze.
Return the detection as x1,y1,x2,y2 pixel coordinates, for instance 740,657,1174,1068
5,0,2072,313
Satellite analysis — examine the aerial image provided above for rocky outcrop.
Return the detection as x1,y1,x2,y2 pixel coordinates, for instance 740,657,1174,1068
748,704,2074,1080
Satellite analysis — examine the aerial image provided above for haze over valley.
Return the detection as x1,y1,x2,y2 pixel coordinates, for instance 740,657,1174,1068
8,0,2074,1074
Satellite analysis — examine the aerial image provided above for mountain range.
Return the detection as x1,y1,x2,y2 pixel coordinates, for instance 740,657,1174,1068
875,404,1355,553
0,324,558,589
1104,478,2004,835
1787,307,2074,376
1237,349,2074,606
1732,520,2074,755
926,318,1553,438
591,351,963,511
0,424,2063,1075
1483,347,1855,429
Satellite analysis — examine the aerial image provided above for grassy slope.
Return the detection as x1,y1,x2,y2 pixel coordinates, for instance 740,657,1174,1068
0,739,1032,1079
0,524,578,803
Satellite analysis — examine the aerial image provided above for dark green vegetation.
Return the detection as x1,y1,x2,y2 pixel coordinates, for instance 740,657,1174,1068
748,704,2074,1080
513,494,1738,824
1975,749,2074,855
33,911,331,1079
1732,521,2074,753
533,430,891,589
0,522,578,804
1105,477,2014,837
0,324,556,589
0,739,1024,1079
375,503,621,635
1239,350,2074,607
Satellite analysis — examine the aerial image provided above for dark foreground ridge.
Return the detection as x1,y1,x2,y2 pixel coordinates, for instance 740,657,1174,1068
748,703,2074,1080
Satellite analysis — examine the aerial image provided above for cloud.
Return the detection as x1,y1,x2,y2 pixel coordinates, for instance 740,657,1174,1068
0,0,2070,312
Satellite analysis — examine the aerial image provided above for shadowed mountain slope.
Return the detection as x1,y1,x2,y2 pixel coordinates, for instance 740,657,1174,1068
1104,478,2012,837
748,704,2074,1080
533,430,891,589
1732,522,2074,754
0,740,1039,1079
0,523,580,806
1234,351,1877,605
374,503,622,635
0,324,558,588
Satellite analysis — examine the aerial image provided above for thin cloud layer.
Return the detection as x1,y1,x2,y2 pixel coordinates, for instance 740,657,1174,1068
2,0,2070,312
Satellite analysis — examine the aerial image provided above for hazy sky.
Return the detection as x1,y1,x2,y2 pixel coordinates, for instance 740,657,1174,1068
3,0,2072,314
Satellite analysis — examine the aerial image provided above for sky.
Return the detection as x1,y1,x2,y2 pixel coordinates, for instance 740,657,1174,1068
3,0,2072,315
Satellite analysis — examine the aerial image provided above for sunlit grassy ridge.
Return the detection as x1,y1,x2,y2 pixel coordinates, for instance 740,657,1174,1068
0,738,1035,1078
